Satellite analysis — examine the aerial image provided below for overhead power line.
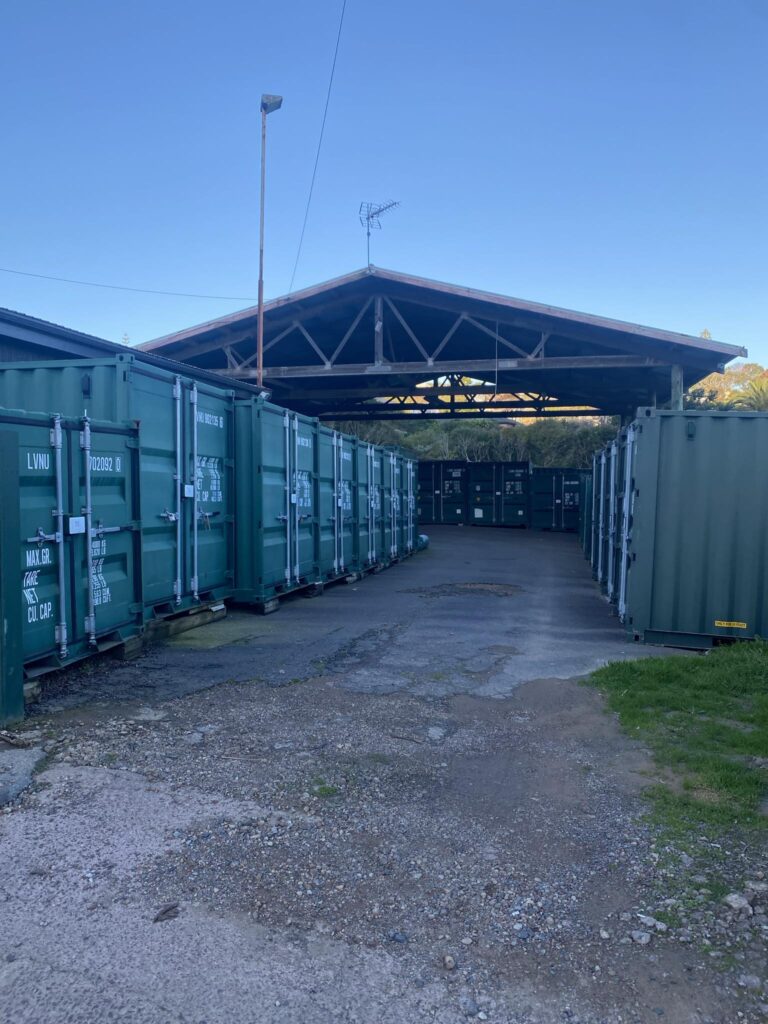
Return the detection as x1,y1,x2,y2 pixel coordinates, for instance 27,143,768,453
287,0,348,293
0,265,256,301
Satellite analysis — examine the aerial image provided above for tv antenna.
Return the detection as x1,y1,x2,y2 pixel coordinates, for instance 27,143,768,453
359,200,399,266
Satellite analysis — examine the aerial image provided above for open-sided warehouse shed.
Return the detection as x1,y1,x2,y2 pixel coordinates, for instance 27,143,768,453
140,266,745,421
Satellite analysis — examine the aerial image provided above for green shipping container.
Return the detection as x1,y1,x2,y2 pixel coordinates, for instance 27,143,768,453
530,468,580,531
0,407,143,681
234,400,320,605
417,462,437,524
383,447,417,558
317,426,358,580
621,409,768,648
0,356,236,618
468,462,530,527
417,461,469,525
578,470,593,558
354,440,385,569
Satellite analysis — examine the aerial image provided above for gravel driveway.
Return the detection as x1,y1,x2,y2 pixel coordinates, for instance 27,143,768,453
0,528,764,1023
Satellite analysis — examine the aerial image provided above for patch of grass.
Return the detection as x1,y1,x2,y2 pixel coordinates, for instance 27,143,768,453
587,642,768,832
311,777,340,798
653,908,683,929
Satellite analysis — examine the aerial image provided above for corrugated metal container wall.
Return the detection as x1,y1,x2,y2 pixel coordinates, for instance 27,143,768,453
0,356,235,617
593,448,610,583
465,463,526,526
381,447,407,561
497,462,531,526
0,407,143,679
623,409,768,648
316,426,357,580
390,448,417,556
417,462,437,525
467,463,496,525
530,468,580,531
578,470,593,558
354,440,383,569
427,462,470,525
233,400,319,605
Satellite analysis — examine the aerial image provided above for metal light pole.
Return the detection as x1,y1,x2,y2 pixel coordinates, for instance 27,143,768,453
257,93,283,390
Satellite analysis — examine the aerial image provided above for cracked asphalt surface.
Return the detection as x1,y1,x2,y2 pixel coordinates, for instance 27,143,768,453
1,527,765,1023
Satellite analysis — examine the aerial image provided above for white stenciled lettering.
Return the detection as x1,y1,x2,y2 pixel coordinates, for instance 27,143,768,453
196,456,223,504
26,451,50,470
25,546,52,567
196,410,224,428
89,455,124,473
91,557,111,607
295,470,312,510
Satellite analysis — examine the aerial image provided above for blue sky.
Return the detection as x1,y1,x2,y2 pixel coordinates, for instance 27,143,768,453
1,0,766,362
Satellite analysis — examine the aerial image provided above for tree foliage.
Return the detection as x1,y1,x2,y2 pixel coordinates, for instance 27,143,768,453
686,362,767,409
731,377,768,411
332,417,618,468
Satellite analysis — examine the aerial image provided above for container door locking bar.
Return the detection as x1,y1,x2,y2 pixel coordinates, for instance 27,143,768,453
292,414,300,581
190,384,199,600
80,416,98,646
281,411,292,584
597,451,607,584
173,376,183,604
617,426,635,622
332,432,340,573
607,441,618,600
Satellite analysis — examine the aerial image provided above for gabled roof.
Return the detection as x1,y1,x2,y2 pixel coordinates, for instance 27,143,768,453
136,266,745,421
142,265,744,360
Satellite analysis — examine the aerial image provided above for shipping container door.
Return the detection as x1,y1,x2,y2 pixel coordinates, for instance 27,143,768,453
131,372,180,610
469,463,496,525
389,452,402,558
292,415,316,582
338,436,356,571
404,457,416,553
316,427,337,578
259,405,292,589
189,385,233,600
531,469,556,530
71,419,142,645
371,448,384,564
501,464,530,526
417,463,436,524
352,442,367,569
616,427,635,622
440,465,468,524
561,472,580,532
18,417,68,666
